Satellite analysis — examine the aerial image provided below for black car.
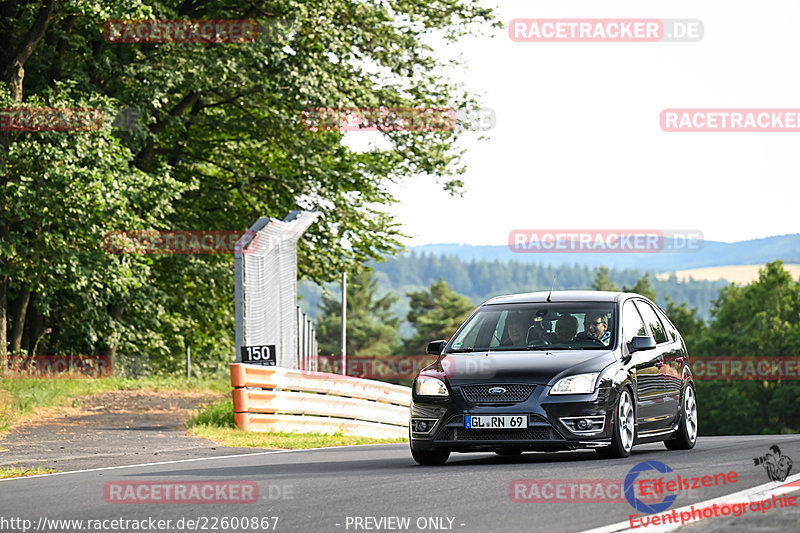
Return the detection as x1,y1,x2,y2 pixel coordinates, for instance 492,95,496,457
409,290,698,465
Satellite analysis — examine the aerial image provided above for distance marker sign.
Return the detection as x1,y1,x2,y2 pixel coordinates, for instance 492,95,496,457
241,345,276,366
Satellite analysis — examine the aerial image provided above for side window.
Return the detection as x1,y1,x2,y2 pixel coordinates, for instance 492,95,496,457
654,306,677,342
635,301,669,344
490,313,507,347
622,301,647,345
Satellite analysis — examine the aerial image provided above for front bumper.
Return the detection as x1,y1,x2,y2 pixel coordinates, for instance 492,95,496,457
410,384,619,453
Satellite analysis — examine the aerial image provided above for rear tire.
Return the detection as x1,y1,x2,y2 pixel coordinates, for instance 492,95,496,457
411,448,450,465
665,384,698,450
596,388,635,459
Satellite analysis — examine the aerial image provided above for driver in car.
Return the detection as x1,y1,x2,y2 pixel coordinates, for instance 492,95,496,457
503,312,531,345
574,312,611,345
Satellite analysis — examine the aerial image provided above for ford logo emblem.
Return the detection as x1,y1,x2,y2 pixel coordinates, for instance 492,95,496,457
489,387,507,395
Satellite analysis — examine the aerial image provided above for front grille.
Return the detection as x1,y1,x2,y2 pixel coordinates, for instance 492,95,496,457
461,384,535,403
436,426,561,441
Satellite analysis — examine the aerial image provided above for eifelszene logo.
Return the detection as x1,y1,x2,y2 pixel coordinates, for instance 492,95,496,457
625,461,677,514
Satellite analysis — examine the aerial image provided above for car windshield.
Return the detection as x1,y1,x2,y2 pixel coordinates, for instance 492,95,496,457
448,302,615,352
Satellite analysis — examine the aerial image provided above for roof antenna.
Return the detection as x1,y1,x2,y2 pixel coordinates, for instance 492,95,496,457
547,274,557,302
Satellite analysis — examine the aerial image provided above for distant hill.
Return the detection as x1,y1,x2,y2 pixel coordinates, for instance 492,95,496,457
300,254,731,325
299,234,800,329
655,264,800,284
370,254,727,321
410,234,800,271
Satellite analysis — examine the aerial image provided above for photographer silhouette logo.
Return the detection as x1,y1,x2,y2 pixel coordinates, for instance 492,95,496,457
753,445,793,482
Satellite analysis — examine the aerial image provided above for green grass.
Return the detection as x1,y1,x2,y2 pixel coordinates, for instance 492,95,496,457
0,376,228,434
188,399,408,449
0,466,57,479
1,377,407,451
189,425,407,449
190,399,236,428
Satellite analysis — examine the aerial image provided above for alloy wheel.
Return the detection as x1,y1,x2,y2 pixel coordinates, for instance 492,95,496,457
618,390,635,452
684,386,698,443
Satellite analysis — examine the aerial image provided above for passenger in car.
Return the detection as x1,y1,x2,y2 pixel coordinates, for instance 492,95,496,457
553,314,579,343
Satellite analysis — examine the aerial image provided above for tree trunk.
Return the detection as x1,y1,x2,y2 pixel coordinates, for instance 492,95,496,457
1,0,56,102
99,303,126,371
0,0,56,373
135,91,198,172
9,288,30,352
27,300,44,354
0,277,7,375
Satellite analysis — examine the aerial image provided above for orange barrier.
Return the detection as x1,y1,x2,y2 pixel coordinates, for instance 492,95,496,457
230,364,411,439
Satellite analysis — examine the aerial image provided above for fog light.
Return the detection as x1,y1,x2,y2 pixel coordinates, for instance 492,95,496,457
576,419,590,430
412,419,436,433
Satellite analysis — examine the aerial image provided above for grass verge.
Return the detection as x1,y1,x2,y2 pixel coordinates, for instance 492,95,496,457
0,466,57,479
0,376,228,434
188,400,408,449
188,426,407,449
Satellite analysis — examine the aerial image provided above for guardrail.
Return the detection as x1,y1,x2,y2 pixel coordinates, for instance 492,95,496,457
230,363,411,439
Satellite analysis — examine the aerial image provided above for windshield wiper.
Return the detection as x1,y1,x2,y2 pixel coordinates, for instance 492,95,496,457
526,345,569,350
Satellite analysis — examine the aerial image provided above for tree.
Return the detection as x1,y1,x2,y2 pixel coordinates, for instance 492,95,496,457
693,261,800,435
591,266,618,291
315,269,399,356
0,1,496,369
623,273,657,302
697,261,800,357
403,279,474,354
664,296,706,354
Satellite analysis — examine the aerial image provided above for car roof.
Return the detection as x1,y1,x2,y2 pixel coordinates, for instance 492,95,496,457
483,290,638,305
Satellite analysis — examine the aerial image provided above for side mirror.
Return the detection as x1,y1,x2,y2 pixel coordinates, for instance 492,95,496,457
628,336,656,353
426,340,448,355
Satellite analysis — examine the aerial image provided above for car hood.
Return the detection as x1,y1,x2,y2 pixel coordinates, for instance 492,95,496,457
435,350,617,387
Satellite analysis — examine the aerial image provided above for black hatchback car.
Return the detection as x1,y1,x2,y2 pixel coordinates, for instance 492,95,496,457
409,291,698,465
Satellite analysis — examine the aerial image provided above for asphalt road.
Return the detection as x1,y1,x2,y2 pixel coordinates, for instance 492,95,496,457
1,435,798,533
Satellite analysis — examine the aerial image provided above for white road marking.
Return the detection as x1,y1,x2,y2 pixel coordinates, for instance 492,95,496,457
0,443,404,481
580,472,800,533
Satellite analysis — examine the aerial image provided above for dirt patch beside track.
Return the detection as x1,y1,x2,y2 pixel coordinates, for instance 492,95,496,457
0,389,259,472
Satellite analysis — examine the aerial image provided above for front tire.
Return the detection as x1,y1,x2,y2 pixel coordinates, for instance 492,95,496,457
411,448,450,465
597,388,635,459
665,384,698,450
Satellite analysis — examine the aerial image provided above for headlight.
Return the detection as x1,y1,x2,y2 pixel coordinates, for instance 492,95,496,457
416,375,449,397
550,373,600,395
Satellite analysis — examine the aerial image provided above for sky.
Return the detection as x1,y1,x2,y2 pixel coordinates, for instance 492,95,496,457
349,1,800,247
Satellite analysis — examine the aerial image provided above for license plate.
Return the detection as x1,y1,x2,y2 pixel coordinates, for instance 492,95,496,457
465,415,526,429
